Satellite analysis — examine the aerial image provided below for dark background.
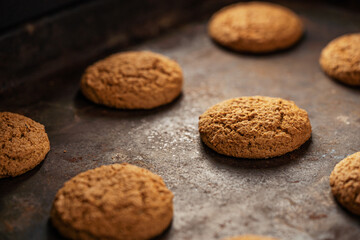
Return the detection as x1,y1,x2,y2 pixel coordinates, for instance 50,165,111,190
0,0,360,94
0,0,359,31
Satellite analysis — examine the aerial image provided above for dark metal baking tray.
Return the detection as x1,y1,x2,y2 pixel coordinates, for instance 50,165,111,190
0,1,360,239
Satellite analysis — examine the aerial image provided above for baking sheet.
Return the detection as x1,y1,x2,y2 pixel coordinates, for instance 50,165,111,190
1,1,360,239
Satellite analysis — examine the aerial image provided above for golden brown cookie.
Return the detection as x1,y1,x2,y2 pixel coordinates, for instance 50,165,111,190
51,163,174,240
330,152,360,215
81,51,183,109
223,235,279,240
0,112,50,178
319,33,360,86
208,1,303,53
198,96,311,159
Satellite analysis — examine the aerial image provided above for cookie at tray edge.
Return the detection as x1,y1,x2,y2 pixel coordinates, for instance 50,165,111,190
0,112,50,178
223,235,280,240
208,1,303,53
198,96,311,159
80,51,183,109
320,33,360,86
51,163,174,240
330,151,360,215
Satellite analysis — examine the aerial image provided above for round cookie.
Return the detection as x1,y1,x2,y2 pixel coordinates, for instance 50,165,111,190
208,1,303,53
51,163,174,240
198,96,311,159
319,33,360,86
81,51,183,109
223,235,279,240
0,112,50,178
330,152,360,215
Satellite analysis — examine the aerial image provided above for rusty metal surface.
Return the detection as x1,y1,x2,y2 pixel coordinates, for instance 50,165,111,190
1,1,360,240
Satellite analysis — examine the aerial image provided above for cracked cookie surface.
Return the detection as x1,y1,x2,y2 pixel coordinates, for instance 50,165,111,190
0,112,50,178
81,51,183,109
51,163,174,240
320,33,360,86
208,1,303,53
330,152,360,215
223,235,279,240
198,96,311,159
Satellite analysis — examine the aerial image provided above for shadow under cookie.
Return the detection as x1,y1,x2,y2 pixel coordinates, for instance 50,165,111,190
321,73,360,92
0,160,45,198
46,218,63,240
74,90,183,120
150,219,173,240
200,137,312,170
331,196,360,223
47,217,174,240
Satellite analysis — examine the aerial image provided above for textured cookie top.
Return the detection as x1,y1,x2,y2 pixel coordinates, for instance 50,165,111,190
0,112,50,178
330,152,360,215
320,33,360,86
208,1,303,53
51,163,174,240
81,51,183,109
199,96,311,159
223,235,279,240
